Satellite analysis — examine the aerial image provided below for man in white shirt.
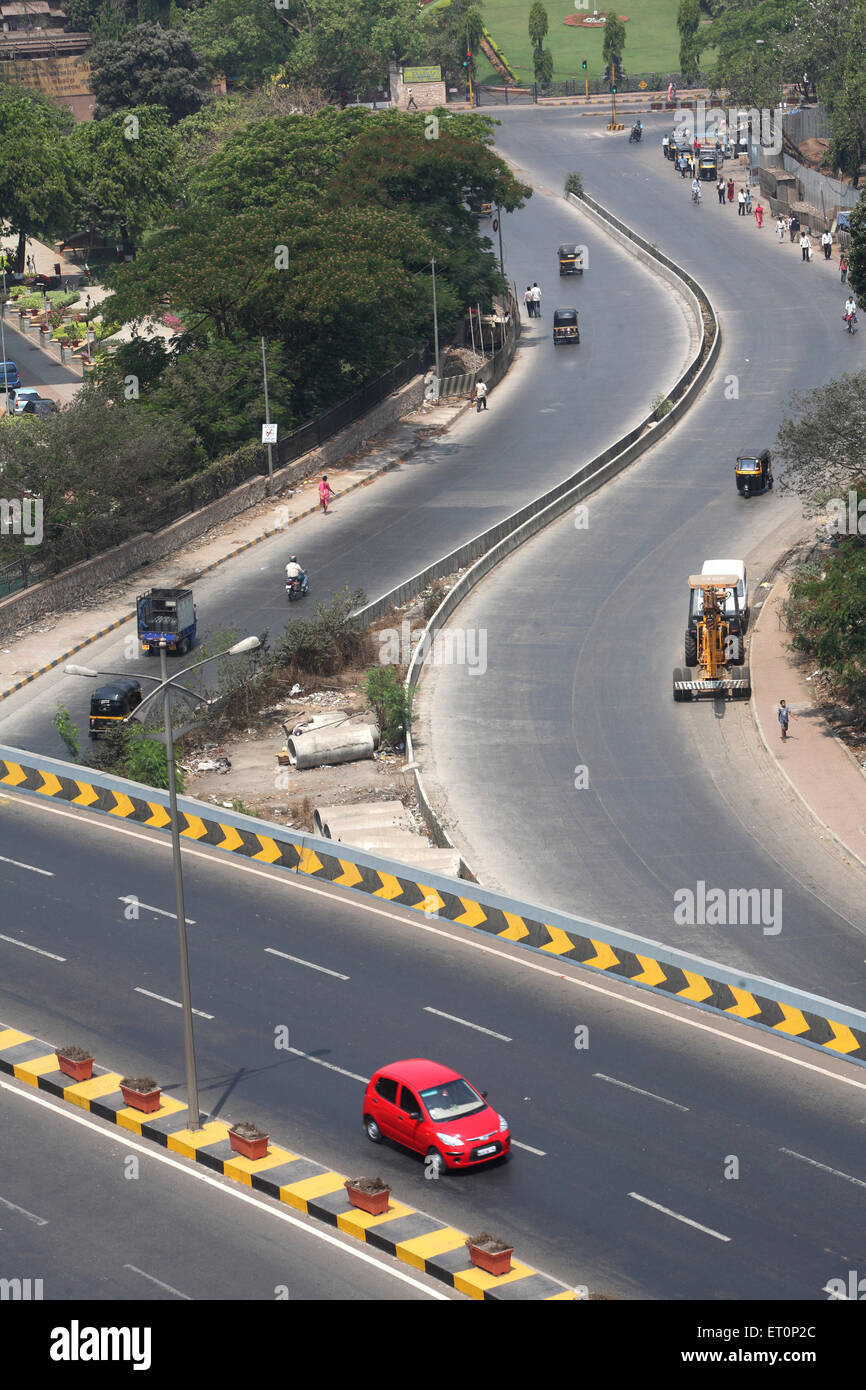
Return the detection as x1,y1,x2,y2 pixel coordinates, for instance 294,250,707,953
285,555,307,591
475,380,488,412
821,229,833,260
530,283,542,316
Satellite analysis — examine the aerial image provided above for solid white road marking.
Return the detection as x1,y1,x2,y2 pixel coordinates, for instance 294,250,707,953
134,987,214,1020
0,1078,448,1299
0,854,53,876
0,1192,48,1226
628,1193,731,1242
13,796,866,1100
0,933,65,962
264,947,349,980
423,1007,512,1042
511,1140,546,1156
780,1148,866,1190
287,1047,368,1084
119,896,195,925
594,1073,689,1112
123,1264,192,1300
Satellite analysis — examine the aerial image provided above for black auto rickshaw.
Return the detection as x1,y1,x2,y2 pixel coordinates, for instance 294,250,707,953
89,678,143,738
698,148,719,180
557,243,583,275
553,307,580,345
735,448,773,498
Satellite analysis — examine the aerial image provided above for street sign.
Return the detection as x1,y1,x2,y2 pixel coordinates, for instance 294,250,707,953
403,65,441,84
638,80,647,89
492,218,499,231
262,423,278,444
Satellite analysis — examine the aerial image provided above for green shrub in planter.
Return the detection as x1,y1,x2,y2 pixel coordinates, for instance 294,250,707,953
52,321,87,342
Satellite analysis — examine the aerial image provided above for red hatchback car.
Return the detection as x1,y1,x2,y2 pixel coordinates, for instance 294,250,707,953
363,1058,510,1173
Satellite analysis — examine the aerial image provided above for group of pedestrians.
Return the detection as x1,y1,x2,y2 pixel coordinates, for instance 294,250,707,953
523,283,542,317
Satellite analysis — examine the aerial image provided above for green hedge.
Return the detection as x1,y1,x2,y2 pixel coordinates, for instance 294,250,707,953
17,291,79,311
151,440,268,526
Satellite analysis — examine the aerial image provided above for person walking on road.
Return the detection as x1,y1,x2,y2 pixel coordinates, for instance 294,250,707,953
475,380,488,412
524,285,533,317
800,230,812,262
777,699,791,742
318,475,331,514
726,177,735,203
744,185,752,214
406,87,418,111
754,201,764,229
530,283,542,317
667,81,674,104
776,215,786,242
717,177,726,204
737,188,746,216
789,213,799,244
821,229,832,260
840,253,848,284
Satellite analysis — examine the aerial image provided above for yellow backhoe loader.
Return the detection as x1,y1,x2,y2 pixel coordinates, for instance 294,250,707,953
673,574,751,701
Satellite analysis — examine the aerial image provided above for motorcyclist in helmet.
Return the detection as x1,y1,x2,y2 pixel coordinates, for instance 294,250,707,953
285,554,308,591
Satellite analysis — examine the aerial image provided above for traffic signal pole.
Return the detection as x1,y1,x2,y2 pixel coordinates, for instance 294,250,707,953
583,57,588,99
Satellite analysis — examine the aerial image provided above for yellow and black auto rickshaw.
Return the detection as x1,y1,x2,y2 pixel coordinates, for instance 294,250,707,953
89,677,143,739
558,243,583,275
698,147,720,180
735,448,773,498
472,201,493,219
553,307,580,345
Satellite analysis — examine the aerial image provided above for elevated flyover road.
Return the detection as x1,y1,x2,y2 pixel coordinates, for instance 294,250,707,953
0,1072,447,1300
1,788,864,1301
422,109,866,1006
0,187,689,758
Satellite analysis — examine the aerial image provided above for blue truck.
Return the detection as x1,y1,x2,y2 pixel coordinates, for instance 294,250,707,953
137,587,196,656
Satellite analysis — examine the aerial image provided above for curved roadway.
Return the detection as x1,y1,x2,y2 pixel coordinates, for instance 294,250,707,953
424,110,866,1006
0,188,688,756
1,792,864,1300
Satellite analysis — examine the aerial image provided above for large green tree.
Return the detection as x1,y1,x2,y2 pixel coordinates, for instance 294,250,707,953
90,23,209,122
677,0,702,82
846,186,866,300
181,0,295,88
775,372,866,508
67,106,178,256
602,12,626,77
0,86,73,272
186,107,368,212
279,0,420,101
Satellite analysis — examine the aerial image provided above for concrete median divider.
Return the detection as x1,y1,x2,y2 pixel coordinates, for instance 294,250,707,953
2,744,865,1068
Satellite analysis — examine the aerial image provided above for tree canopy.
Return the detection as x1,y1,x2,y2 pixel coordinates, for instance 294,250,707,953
90,23,209,122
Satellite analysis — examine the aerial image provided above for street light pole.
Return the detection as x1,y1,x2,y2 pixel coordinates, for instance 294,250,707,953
0,268,9,404
430,258,440,382
261,336,274,498
66,635,260,1132
496,205,505,274
159,638,200,1130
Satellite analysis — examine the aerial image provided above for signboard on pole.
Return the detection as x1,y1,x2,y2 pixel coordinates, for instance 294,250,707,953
262,423,278,444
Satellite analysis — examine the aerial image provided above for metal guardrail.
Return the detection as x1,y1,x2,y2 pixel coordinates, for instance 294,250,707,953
3,742,864,1064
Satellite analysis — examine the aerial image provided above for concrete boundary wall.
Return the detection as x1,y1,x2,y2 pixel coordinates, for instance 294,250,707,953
2,742,865,1066
0,375,424,638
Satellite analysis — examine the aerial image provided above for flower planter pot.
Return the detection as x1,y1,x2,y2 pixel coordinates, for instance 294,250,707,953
345,1180,391,1216
56,1052,93,1082
229,1129,269,1161
466,1238,514,1277
119,1082,161,1113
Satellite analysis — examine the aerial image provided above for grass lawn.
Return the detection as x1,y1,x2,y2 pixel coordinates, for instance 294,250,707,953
478,0,687,84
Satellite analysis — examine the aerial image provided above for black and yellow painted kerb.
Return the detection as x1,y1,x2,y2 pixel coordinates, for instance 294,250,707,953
3,747,866,1067
0,1024,573,1300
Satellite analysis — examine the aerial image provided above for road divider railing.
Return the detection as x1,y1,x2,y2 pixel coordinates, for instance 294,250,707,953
0,1021,574,1300
3,744,866,1067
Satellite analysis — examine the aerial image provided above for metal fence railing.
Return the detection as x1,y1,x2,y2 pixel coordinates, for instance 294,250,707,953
275,347,433,468
473,72,715,104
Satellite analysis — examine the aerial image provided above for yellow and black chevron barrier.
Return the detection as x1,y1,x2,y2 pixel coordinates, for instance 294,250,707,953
0,1024,573,1300
3,746,865,1067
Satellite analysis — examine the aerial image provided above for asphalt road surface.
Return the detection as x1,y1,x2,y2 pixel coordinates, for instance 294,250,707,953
0,181,688,757
424,109,866,1006
0,1071,447,1300
1,791,864,1301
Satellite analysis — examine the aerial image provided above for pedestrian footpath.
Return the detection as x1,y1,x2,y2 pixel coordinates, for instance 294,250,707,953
0,399,470,698
751,578,866,873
